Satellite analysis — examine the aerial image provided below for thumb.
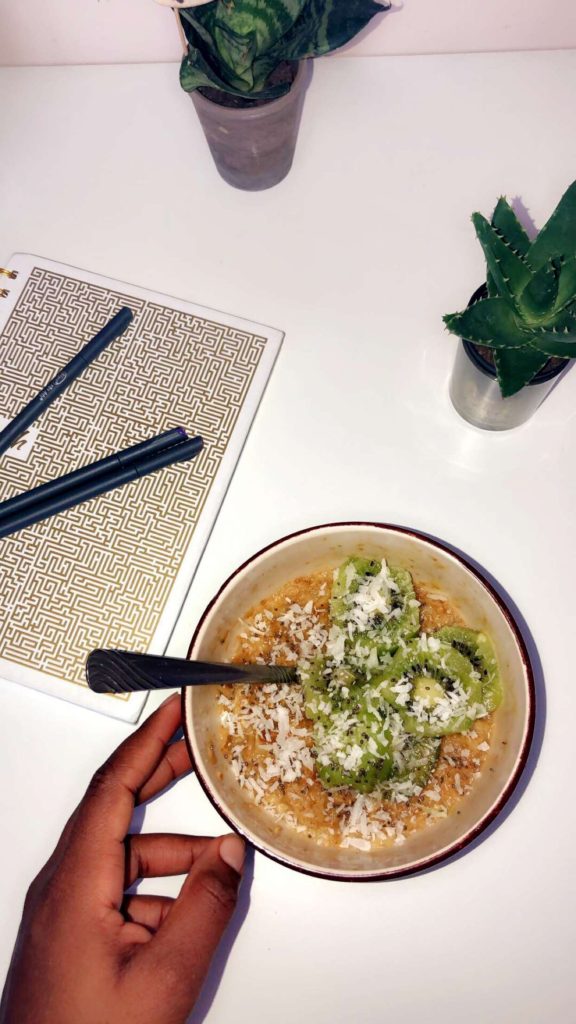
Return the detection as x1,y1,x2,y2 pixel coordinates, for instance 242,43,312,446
141,834,245,1012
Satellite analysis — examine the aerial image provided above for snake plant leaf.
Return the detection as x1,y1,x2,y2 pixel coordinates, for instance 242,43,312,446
180,10,295,97
180,0,386,97
216,0,307,56
180,48,233,94
472,213,532,308
493,347,551,398
212,25,258,83
262,0,388,63
239,0,387,97
443,298,527,349
517,258,559,322
212,0,307,85
527,310,576,358
179,6,220,55
180,10,261,96
553,256,576,314
527,180,576,271
491,197,531,257
180,45,276,97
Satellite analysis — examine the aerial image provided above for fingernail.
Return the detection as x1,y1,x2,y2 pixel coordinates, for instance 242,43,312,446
160,692,179,707
219,834,245,874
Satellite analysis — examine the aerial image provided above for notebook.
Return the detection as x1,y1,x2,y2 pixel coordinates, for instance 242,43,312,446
0,254,283,722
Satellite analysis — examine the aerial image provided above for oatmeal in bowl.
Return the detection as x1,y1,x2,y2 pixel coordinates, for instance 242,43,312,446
183,523,534,880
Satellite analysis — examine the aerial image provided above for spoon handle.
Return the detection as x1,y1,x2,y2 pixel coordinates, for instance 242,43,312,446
86,648,298,694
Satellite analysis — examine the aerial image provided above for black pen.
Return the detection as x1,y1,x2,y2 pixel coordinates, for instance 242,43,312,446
0,435,204,539
0,426,188,520
0,306,134,459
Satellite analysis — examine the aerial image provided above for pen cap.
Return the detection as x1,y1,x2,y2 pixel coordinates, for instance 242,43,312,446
132,435,204,477
116,427,189,468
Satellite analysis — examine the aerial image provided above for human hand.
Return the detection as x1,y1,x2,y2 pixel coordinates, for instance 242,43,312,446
0,693,245,1024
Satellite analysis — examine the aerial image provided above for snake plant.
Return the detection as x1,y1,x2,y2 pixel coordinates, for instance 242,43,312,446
443,181,576,396
179,0,388,100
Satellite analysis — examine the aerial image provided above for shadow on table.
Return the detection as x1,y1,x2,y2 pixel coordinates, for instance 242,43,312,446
410,529,546,877
187,846,254,1024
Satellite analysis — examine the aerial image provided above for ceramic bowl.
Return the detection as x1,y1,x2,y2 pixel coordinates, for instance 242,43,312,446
183,522,535,881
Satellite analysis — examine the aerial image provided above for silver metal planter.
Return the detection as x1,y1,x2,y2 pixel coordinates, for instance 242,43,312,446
450,337,569,431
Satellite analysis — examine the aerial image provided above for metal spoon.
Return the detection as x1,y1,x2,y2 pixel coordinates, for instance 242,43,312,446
86,648,298,695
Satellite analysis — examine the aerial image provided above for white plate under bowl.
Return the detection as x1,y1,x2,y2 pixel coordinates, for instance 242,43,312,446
183,522,535,881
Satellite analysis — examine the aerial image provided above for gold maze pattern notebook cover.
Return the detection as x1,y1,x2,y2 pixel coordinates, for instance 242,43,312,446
0,254,282,721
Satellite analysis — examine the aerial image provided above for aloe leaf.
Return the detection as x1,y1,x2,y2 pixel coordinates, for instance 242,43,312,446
527,311,576,358
486,272,499,298
443,298,526,348
494,347,550,397
527,180,576,271
517,259,559,322
553,256,576,314
472,213,532,307
491,197,531,256
485,197,530,297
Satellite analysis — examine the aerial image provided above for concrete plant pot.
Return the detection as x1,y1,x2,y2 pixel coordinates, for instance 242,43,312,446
191,61,309,191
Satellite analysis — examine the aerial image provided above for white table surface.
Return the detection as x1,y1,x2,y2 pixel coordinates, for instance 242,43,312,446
1,50,575,1024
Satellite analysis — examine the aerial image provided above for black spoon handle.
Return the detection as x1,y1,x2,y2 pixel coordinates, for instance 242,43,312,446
86,649,298,694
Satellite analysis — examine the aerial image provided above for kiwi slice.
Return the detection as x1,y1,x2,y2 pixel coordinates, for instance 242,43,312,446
314,706,395,793
299,657,327,718
300,658,355,726
390,734,441,789
309,675,395,793
303,661,440,793
375,638,485,736
330,556,381,627
330,557,420,667
435,626,502,713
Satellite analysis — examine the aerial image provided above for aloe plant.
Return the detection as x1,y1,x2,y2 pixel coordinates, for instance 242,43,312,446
443,181,576,396
179,0,388,100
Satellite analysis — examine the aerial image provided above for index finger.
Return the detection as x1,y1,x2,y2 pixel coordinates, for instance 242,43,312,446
69,693,183,862
137,738,192,804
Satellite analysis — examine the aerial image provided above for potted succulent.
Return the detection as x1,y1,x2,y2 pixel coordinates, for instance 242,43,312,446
444,181,576,430
167,0,387,191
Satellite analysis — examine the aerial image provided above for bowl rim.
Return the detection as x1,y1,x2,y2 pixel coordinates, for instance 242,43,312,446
183,521,536,881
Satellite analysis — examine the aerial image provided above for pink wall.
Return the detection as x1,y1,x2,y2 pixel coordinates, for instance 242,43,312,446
1,0,576,66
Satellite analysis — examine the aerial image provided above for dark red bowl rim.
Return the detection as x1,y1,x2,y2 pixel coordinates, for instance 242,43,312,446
183,521,536,882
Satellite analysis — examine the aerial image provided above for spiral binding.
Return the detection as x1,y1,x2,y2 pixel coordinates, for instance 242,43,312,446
0,267,18,299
